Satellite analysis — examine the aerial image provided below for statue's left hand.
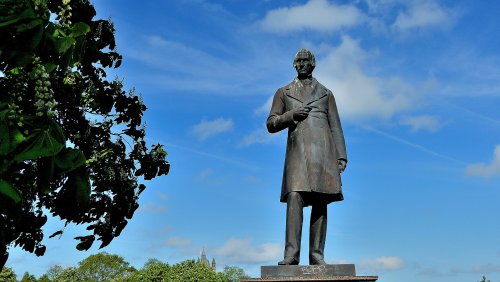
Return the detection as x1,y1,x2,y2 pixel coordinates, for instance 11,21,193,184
338,159,347,173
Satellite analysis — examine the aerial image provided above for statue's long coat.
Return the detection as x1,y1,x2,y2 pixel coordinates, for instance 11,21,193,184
267,78,347,204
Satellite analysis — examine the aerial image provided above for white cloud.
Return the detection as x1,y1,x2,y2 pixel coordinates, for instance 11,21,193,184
466,145,500,179
451,263,500,274
137,203,168,214
393,1,456,31
166,236,193,248
414,263,446,277
196,169,214,181
239,127,284,147
399,115,443,133
315,35,415,121
254,95,274,116
191,118,234,141
244,176,264,184
162,236,199,257
360,256,405,271
363,125,466,165
195,168,225,185
214,238,281,264
365,0,399,13
126,34,285,96
259,0,363,33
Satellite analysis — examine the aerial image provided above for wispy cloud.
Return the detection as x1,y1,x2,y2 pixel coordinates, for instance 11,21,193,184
416,267,447,277
399,115,444,133
160,236,281,265
194,168,223,185
244,176,264,184
362,125,466,165
195,169,215,183
315,35,416,121
125,35,271,95
451,263,500,274
393,1,457,31
191,117,234,141
364,0,458,35
466,145,500,179
213,238,281,264
254,95,274,116
137,203,168,214
162,236,199,257
259,0,364,33
360,256,405,271
165,236,193,248
157,141,254,169
239,127,283,147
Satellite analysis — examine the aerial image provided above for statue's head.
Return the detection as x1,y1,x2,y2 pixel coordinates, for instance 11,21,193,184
293,49,315,78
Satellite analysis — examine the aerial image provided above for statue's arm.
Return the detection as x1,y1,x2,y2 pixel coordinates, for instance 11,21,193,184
266,89,295,133
328,91,347,162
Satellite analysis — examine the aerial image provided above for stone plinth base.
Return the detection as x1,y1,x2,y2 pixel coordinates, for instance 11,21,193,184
240,264,377,282
262,265,356,278
240,277,378,282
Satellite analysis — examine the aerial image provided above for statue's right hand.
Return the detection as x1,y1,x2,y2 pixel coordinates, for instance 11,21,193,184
291,106,312,121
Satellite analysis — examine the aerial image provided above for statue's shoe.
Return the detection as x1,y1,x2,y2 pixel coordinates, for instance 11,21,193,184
278,257,299,265
310,259,327,265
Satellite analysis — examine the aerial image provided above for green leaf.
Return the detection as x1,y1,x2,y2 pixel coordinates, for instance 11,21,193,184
10,128,26,150
0,111,9,155
8,67,21,75
16,18,42,33
64,168,91,206
69,22,91,37
0,180,21,205
0,8,36,27
55,148,86,174
43,63,57,73
53,168,91,221
75,235,94,251
49,119,66,144
14,121,65,161
55,36,76,54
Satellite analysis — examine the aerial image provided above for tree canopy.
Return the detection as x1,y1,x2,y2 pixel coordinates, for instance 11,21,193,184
0,266,17,282
12,252,248,282
222,265,250,282
0,0,170,269
74,252,135,281
121,259,229,282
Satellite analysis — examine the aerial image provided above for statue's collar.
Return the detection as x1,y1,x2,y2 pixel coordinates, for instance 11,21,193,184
286,77,323,104
294,77,316,87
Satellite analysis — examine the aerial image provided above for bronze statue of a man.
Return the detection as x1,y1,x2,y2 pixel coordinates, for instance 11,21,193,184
267,49,347,265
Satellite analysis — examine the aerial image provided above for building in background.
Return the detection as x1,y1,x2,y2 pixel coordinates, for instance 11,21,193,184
197,248,216,271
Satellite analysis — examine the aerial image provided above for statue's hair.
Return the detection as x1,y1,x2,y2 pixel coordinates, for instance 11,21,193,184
293,49,316,68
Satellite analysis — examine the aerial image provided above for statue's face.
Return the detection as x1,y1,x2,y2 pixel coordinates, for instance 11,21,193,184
294,52,314,77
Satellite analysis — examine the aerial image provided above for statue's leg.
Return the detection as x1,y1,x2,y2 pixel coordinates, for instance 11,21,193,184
309,203,327,265
278,192,303,265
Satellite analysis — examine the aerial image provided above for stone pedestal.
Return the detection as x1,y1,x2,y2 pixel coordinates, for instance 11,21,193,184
240,264,378,282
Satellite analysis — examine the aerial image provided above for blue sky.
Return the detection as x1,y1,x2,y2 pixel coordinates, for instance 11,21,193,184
7,0,500,281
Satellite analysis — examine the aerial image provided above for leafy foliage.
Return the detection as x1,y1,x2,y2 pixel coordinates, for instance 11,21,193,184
478,276,491,282
121,259,229,282
74,252,135,281
0,266,17,282
222,265,250,282
119,259,170,282
20,271,38,282
34,254,240,282
0,0,170,268
38,252,134,281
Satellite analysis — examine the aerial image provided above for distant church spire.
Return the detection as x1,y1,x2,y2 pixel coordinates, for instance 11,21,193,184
197,248,216,271
199,248,210,267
